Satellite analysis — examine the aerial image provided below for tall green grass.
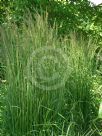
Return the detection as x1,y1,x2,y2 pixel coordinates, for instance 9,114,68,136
1,14,101,136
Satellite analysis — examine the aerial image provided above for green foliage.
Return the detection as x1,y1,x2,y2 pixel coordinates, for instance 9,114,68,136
1,14,101,136
1,0,102,39
99,102,102,119
0,0,102,135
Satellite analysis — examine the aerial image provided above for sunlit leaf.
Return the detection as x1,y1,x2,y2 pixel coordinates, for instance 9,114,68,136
98,102,102,118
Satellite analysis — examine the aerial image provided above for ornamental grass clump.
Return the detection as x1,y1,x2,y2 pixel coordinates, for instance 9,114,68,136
1,14,100,136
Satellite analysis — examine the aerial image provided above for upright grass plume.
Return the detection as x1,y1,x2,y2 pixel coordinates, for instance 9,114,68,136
1,13,100,136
